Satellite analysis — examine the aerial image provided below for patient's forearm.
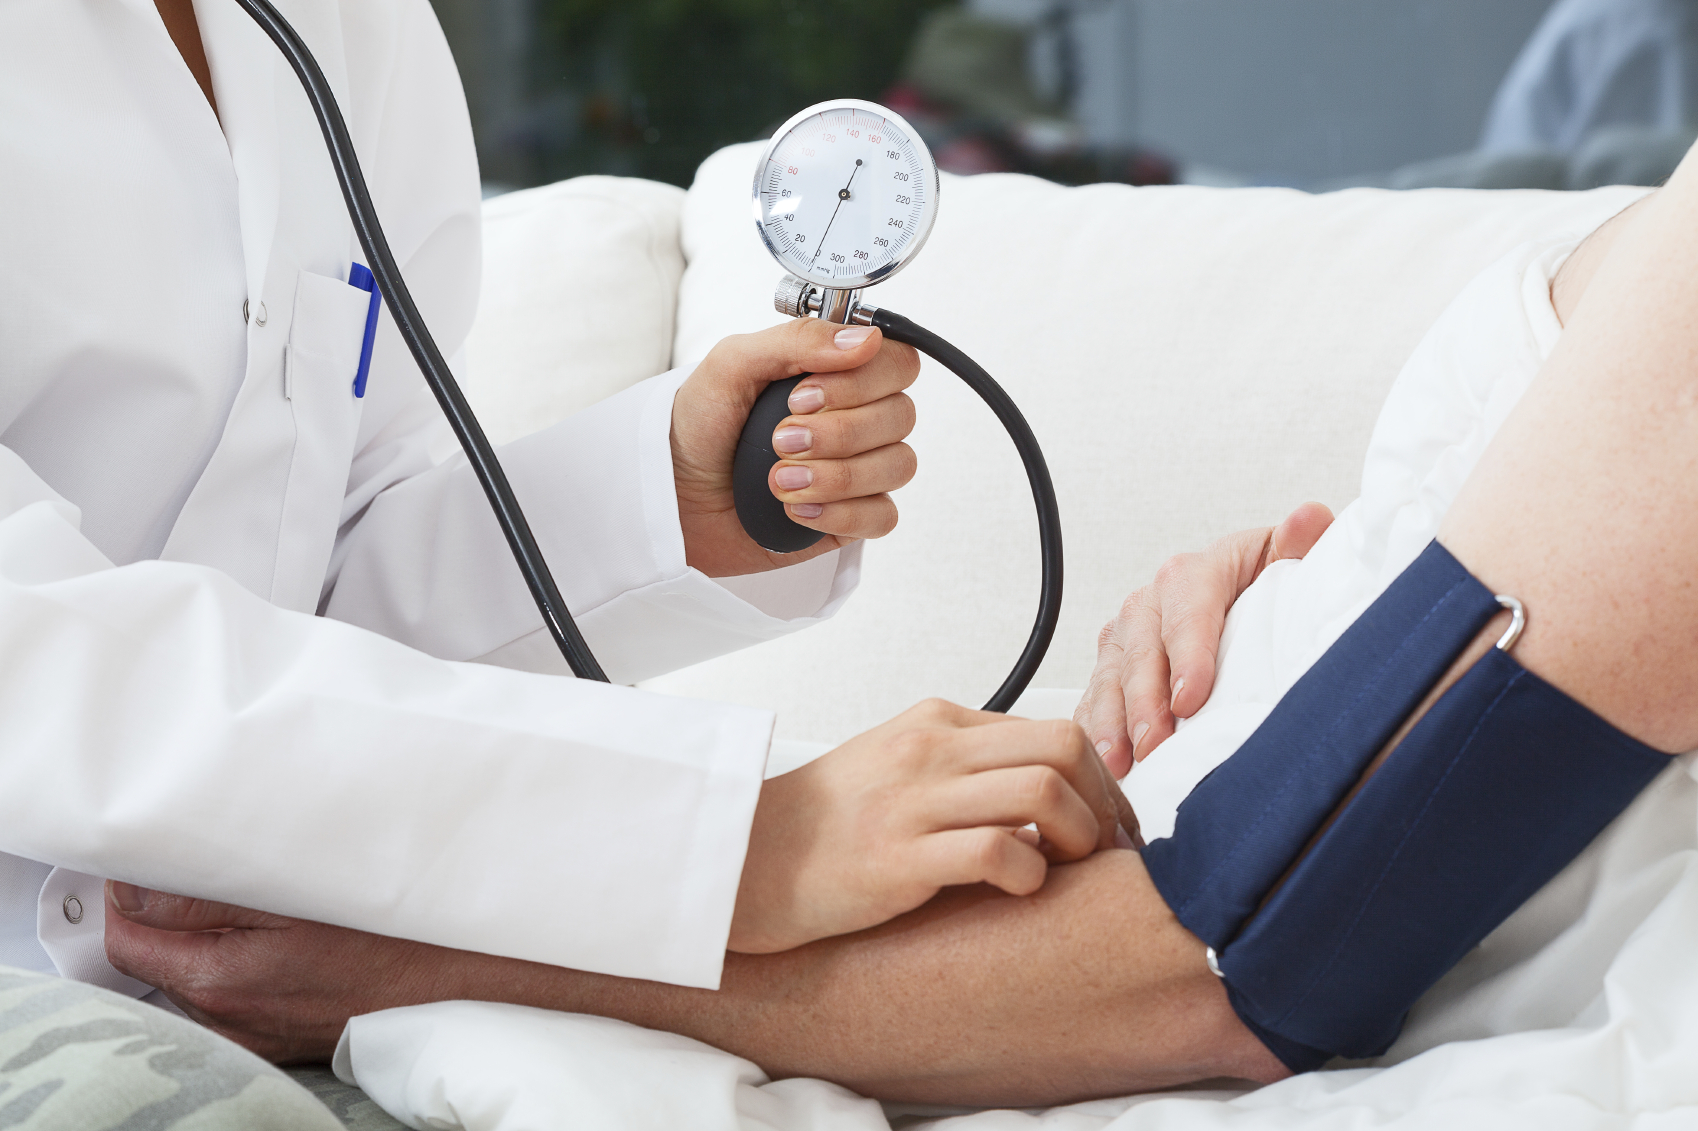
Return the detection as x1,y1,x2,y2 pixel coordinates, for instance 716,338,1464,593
418,851,1281,1106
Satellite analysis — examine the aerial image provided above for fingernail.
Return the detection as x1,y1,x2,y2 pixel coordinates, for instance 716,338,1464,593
109,882,149,914
1171,678,1186,709
788,385,826,413
773,426,812,455
1132,722,1150,755
834,326,875,350
1115,827,1136,851
791,503,824,519
774,465,813,491
1095,739,1112,758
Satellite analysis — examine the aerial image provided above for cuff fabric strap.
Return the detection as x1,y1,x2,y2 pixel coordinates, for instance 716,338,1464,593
1143,541,1671,1070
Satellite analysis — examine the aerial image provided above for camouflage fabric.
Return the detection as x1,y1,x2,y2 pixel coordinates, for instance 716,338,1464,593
282,1068,405,1131
0,965,351,1131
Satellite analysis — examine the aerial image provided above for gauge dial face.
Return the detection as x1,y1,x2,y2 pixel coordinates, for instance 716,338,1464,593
754,100,940,291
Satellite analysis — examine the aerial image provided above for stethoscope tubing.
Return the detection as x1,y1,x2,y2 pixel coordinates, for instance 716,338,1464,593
233,0,609,682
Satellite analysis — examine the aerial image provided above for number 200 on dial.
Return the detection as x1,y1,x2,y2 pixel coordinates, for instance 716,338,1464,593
753,99,940,291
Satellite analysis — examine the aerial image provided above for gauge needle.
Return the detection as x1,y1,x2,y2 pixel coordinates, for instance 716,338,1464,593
811,159,862,268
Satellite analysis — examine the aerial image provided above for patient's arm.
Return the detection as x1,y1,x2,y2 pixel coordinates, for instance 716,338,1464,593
105,851,1285,1107
1437,176,1698,755
111,163,1698,1114
1340,165,1698,762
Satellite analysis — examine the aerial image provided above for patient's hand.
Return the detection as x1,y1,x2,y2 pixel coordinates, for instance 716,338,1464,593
730,699,1138,953
1078,503,1333,775
105,885,424,1063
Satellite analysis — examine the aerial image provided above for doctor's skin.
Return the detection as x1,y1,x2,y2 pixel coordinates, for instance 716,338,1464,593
110,150,1698,1104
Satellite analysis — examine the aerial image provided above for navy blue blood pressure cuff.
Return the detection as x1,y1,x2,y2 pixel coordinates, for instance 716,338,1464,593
1142,540,1671,1072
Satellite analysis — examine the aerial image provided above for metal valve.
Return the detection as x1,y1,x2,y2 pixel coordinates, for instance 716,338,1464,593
774,274,813,318
773,274,876,326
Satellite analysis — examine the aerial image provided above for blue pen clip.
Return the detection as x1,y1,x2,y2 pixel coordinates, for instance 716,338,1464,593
349,263,382,399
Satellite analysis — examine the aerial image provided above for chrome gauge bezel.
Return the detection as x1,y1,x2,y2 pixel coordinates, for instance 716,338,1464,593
751,98,941,292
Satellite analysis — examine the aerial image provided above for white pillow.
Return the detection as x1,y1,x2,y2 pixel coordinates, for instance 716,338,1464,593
646,142,1644,746
463,176,687,446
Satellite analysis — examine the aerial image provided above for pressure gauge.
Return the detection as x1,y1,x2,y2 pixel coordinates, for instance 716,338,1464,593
753,99,940,293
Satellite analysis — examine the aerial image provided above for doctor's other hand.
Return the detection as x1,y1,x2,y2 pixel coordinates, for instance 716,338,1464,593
728,699,1139,955
672,319,920,577
1078,502,1335,778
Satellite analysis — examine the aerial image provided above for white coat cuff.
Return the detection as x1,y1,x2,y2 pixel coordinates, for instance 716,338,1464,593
37,868,152,999
475,368,863,683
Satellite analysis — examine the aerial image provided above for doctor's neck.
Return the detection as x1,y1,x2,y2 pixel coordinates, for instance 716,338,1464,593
154,0,219,120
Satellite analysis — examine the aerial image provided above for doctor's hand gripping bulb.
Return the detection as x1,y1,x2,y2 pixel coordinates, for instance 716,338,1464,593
737,101,1064,714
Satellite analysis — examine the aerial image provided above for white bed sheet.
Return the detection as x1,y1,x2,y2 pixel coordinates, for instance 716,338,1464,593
331,236,1698,1128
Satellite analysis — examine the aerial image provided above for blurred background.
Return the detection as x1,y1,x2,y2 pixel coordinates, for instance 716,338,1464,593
429,0,1698,196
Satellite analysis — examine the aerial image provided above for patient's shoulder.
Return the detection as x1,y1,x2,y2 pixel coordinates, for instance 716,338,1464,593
1551,193,1655,326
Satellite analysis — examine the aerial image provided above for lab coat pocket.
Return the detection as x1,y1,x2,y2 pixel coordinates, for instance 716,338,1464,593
272,270,371,612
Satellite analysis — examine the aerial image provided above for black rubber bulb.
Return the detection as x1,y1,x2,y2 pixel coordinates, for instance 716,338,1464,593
732,376,826,554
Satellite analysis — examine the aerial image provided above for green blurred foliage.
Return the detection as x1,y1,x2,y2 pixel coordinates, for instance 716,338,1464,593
534,0,956,186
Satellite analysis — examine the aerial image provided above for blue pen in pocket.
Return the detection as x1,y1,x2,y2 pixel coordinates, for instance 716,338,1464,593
348,262,382,398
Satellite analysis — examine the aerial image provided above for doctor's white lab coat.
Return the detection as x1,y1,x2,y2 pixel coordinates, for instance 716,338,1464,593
0,0,858,995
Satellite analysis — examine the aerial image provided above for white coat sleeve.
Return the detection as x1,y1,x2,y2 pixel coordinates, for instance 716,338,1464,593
0,443,771,989
322,365,863,684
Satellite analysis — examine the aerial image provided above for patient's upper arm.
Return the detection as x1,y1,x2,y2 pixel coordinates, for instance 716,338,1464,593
1552,194,1653,326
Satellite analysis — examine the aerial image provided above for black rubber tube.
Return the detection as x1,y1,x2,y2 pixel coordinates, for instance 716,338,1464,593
233,0,608,682
870,310,1064,714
